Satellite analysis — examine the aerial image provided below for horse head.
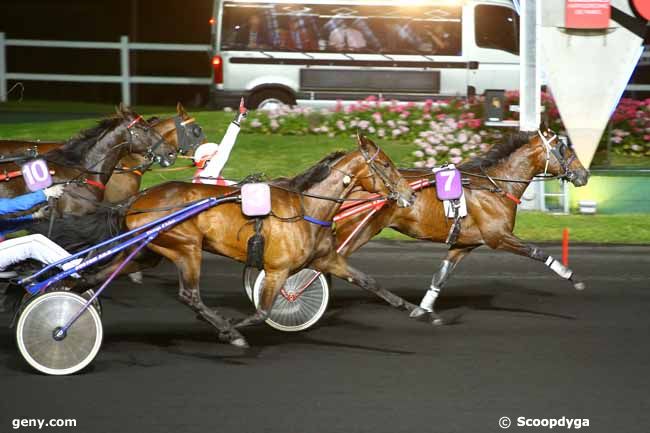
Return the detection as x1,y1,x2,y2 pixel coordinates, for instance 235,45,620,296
116,105,178,167
536,122,590,187
355,133,415,208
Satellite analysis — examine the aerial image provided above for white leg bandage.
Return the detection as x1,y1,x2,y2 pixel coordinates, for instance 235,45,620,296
419,287,440,312
0,234,81,275
545,256,573,280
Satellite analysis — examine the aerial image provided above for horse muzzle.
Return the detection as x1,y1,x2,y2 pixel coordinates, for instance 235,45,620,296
156,153,177,168
391,191,415,208
570,169,590,187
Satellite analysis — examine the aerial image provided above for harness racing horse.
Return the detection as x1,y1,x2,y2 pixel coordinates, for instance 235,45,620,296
83,135,415,348
334,126,590,323
0,106,178,216
0,103,204,204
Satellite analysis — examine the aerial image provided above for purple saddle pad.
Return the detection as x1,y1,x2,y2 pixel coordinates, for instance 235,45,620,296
241,183,271,217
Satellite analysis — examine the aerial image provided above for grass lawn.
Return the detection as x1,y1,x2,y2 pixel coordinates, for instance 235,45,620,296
1,101,649,244
377,212,650,243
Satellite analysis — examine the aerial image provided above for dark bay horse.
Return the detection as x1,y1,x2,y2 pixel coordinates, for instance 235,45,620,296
334,127,590,323
0,106,178,216
84,135,415,348
0,103,204,204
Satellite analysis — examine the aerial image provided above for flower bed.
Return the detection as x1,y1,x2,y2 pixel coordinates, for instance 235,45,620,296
242,94,650,168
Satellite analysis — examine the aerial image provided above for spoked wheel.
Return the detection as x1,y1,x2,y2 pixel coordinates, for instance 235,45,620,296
15,291,103,375
252,269,329,332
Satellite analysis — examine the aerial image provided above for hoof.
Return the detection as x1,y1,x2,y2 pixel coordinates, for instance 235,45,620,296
574,281,585,291
230,338,249,349
430,308,467,326
128,271,144,284
409,307,432,319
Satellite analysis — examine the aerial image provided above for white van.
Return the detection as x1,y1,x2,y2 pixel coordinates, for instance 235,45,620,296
208,0,520,109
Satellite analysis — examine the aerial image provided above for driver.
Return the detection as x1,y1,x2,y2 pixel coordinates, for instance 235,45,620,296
0,185,81,277
192,98,247,186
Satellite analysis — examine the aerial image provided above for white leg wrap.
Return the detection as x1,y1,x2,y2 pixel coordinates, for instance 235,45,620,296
419,287,440,312
545,256,573,280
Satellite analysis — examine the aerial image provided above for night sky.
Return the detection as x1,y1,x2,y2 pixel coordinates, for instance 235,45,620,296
0,0,214,105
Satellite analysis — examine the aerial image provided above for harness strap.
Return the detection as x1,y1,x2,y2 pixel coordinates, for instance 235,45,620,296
121,166,143,176
84,179,106,190
303,215,333,227
0,170,23,182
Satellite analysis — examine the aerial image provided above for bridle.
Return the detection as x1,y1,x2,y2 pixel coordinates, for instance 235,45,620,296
126,115,173,165
358,144,407,203
174,116,205,155
538,130,577,182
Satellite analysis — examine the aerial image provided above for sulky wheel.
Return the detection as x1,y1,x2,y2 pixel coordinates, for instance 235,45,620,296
15,291,103,375
252,269,329,332
242,266,261,301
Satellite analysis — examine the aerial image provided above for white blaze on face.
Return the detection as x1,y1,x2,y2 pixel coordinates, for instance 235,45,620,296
540,0,645,168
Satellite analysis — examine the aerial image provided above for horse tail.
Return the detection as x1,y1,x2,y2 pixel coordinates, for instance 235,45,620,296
29,207,124,251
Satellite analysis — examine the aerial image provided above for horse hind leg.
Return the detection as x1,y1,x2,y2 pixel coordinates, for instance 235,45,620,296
234,268,290,329
410,245,477,325
152,244,249,348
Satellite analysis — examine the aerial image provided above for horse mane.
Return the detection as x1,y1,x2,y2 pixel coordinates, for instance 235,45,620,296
459,131,533,173
45,116,124,166
274,150,347,191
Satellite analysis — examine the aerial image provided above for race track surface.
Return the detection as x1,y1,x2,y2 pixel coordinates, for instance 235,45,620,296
1,242,649,433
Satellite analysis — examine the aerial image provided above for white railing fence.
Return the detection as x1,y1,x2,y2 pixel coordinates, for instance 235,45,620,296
0,33,212,105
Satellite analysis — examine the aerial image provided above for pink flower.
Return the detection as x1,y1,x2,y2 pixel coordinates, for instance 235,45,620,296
378,129,386,138
449,148,462,157
392,129,402,137
450,156,463,164
372,112,383,124
413,150,425,158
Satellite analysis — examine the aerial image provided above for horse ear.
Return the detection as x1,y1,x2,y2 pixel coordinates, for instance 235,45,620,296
539,119,549,132
176,102,188,118
116,102,130,118
357,133,376,153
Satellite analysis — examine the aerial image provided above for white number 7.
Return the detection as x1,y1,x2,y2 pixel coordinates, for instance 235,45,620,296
440,170,456,192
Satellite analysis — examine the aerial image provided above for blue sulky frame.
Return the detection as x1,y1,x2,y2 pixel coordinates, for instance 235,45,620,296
17,195,239,339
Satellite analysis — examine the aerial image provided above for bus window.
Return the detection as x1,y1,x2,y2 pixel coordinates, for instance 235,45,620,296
220,2,461,56
475,5,519,55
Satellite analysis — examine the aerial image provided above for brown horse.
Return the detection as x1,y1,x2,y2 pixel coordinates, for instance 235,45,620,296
0,106,178,216
83,135,415,348
333,127,590,323
0,103,204,204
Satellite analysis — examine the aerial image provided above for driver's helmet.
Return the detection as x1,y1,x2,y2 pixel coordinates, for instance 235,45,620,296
192,142,220,169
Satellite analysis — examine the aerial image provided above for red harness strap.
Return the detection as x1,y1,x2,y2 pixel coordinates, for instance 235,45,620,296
84,179,106,190
505,192,522,205
0,170,23,182
0,169,56,182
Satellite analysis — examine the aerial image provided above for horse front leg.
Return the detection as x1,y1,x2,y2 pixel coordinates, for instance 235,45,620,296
494,233,585,290
409,245,478,324
312,252,418,313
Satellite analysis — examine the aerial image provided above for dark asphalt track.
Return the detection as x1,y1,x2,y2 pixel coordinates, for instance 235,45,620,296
1,242,649,433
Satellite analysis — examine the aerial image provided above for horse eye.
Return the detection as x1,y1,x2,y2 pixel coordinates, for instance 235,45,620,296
383,161,390,168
